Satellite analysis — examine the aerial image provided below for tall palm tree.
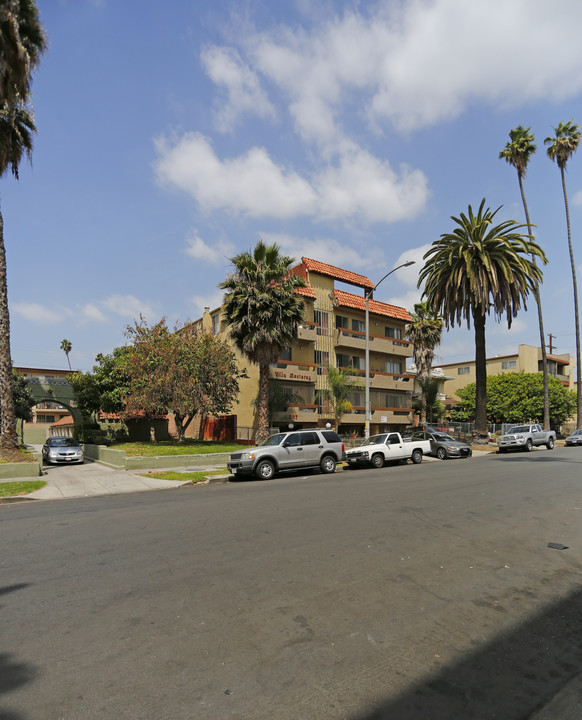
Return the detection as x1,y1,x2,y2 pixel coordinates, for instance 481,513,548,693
60,338,72,370
418,199,546,443
500,126,550,430
219,240,306,443
405,301,444,423
316,365,363,431
545,120,582,425
0,1,45,452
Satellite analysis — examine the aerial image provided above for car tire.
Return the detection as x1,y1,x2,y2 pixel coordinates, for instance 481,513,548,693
371,453,384,469
525,439,533,452
436,447,447,460
320,455,336,474
255,460,275,480
546,438,554,450
411,449,423,464
498,448,507,454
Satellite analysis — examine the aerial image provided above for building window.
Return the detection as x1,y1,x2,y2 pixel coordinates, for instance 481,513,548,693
352,319,365,334
385,360,402,374
385,326,402,339
351,356,365,370
211,314,220,335
336,315,349,329
314,310,330,336
349,391,365,408
336,353,350,368
501,360,516,370
458,366,470,375
315,350,329,374
280,347,292,362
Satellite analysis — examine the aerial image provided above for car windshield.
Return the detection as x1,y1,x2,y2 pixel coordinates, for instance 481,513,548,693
433,434,455,442
508,426,530,434
572,430,582,436
49,437,78,447
258,433,286,447
362,434,388,446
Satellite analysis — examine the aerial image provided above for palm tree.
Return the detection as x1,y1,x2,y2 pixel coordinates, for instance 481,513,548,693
219,240,306,443
0,2,45,452
500,126,550,430
418,199,546,443
405,301,444,423
316,365,363,431
60,339,72,370
545,120,582,425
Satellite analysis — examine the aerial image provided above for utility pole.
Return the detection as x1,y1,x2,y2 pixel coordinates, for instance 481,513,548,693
547,333,557,354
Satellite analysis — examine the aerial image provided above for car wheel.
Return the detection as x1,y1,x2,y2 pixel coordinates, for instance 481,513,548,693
371,453,384,469
256,460,275,480
525,439,533,452
546,438,554,450
436,447,447,460
498,448,507,454
320,455,336,474
411,449,423,464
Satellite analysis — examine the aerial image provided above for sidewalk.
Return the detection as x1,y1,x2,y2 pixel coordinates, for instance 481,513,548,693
0,460,227,501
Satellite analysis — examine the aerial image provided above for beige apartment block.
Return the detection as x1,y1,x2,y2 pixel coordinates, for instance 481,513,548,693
438,344,574,404
196,258,414,439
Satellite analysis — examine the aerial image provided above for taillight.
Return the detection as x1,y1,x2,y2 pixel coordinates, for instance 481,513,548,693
342,444,345,452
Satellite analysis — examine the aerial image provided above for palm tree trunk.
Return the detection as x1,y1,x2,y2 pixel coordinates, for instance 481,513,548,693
473,311,488,443
256,362,270,444
0,210,18,451
561,167,582,426
519,175,550,430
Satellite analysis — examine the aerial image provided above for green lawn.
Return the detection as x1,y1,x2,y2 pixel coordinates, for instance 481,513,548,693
139,469,228,482
111,440,246,457
0,480,46,496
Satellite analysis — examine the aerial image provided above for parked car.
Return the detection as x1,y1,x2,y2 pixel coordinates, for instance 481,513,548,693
410,430,472,459
346,432,431,468
565,429,582,446
497,424,556,452
227,429,345,480
42,436,84,465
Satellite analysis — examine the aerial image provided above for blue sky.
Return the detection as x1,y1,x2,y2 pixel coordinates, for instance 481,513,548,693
5,0,582,373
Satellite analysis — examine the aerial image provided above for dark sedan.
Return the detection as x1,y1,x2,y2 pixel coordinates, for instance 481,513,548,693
410,430,472,459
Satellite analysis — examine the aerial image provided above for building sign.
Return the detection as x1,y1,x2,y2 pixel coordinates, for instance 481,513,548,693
272,369,313,381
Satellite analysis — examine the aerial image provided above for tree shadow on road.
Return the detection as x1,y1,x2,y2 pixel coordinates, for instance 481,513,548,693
353,587,582,720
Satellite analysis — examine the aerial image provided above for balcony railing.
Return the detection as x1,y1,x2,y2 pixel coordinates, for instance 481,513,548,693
297,322,318,342
334,328,412,356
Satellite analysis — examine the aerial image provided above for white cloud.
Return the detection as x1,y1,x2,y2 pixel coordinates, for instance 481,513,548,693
191,290,224,316
12,302,63,324
184,231,235,264
572,190,582,206
201,46,276,132
154,132,428,223
102,295,154,320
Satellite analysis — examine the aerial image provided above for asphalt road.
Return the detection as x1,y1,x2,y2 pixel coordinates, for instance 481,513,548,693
2,447,582,720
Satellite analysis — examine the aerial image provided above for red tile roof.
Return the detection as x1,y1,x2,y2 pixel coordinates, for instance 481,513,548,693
295,283,316,299
50,415,74,427
300,258,374,290
333,289,411,322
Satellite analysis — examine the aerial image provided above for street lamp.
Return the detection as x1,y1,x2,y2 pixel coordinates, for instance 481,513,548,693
365,261,416,439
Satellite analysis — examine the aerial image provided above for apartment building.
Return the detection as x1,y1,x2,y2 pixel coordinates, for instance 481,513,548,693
438,344,574,403
197,258,414,438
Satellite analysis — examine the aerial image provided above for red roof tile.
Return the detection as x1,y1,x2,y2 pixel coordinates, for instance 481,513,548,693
333,289,411,322
50,415,74,427
300,258,374,290
295,283,316,299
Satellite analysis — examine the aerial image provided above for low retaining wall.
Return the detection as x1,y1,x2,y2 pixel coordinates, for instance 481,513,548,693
84,444,230,471
0,461,42,479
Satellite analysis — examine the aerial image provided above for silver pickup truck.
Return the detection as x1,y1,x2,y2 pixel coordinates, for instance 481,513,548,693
497,424,556,453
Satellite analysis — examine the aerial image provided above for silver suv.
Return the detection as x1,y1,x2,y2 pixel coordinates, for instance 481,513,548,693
227,429,345,480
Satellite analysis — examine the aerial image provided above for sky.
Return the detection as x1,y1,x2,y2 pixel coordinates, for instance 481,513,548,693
5,0,582,374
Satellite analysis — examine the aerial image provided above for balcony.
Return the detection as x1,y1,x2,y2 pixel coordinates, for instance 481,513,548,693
334,328,412,357
273,404,319,424
370,372,414,391
297,322,318,342
269,362,317,383
340,407,412,425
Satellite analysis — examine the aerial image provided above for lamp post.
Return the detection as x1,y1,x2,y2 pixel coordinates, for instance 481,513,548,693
365,261,416,439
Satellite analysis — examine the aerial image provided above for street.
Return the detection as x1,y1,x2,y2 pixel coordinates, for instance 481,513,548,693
2,448,582,719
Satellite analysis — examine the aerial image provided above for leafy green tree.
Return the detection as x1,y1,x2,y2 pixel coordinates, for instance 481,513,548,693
60,338,72,370
405,301,443,423
0,1,46,452
545,120,582,425
10,369,33,422
68,347,132,416
219,241,306,443
452,373,576,428
412,379,445,424
316,365,363,431
122,318,244,443
419,200,546,443
500,126,550,430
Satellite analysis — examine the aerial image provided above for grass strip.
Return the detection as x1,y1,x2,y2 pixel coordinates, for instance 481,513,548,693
113,441,245,457
139,469,228,482
0,480,47,497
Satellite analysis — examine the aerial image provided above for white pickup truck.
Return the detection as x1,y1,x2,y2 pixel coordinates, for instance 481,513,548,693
346,432,432,468
497,424,556,453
